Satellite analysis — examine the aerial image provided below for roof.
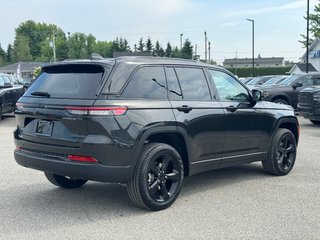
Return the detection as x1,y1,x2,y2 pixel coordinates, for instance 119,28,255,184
301,38,320,60
0,62,44,72
45,56,223,70
295,63,317,72
223,57,284,65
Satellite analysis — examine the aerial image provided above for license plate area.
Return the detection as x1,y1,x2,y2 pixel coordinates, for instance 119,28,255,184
36,120,53,136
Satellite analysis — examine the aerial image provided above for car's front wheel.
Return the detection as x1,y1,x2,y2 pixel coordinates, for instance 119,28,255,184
127,143,184,211
44,172,88,189
262,128,297,176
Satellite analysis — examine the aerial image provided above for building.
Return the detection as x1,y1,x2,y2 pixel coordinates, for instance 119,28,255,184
289,38,320,74
223,55,284,68
0,62,43,80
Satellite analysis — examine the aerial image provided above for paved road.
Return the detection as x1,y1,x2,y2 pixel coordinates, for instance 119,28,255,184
0,115,319,240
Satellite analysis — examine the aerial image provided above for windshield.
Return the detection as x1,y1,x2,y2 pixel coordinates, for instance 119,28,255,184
24,64,106,99
263,76,287,86
280,75,302,85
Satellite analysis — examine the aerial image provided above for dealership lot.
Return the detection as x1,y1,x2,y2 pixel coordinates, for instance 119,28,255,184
0,115,319,240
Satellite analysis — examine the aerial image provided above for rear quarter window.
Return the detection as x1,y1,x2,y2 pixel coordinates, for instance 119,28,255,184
24,64,106,99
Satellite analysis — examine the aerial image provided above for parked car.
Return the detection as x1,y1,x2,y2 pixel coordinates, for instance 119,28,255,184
260,73,320,109
14,56,299,211
246,75,275,86
298,86,320,124
0,74,25,120
262,75,288,86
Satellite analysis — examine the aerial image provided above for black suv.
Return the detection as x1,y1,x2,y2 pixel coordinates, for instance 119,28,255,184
260,73,320,108
0,74,25,120
298,86,320,124
14,56,299,211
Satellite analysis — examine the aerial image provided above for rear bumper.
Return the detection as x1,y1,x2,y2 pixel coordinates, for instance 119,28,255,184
298,104,320,121
14,148,134,183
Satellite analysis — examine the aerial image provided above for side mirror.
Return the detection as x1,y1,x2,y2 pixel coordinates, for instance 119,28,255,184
293,81,302,89
251,89,262,103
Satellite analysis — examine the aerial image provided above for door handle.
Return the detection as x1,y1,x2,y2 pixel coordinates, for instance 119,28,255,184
177,105,192,113
225,105,237,112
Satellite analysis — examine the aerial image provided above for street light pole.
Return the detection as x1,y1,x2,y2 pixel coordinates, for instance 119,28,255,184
180,33,183,58
246,19,254,77
204,31,207,63
306,0,310,73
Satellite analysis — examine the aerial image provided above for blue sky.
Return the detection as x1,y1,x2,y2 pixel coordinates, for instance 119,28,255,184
0,0,318,64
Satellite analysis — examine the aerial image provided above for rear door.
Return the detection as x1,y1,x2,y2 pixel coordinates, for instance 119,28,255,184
166,66,225,174
15,64,108,147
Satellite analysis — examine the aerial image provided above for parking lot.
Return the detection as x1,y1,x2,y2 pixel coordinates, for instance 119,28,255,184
0,114,319,240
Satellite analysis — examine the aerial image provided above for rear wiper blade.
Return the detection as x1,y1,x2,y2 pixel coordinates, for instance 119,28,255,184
31,91,51,97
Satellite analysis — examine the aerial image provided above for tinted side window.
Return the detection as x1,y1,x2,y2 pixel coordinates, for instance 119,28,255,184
122,66,167,99
165,67,183,100
302,76,313,86
209,70,249,102
175,67,211,100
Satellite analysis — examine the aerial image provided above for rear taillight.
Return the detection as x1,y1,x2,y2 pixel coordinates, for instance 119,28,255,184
67,155,98,163
65,106,127,116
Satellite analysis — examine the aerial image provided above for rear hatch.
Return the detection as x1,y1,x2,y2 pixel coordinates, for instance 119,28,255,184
15,63,109,147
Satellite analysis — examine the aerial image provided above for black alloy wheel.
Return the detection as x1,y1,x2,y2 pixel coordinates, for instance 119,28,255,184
127,143,184,211
263,128,297,176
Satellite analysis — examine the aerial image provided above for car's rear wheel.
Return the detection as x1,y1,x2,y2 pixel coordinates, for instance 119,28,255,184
310,120,320,125
44,172,88,189
273,98,288,105
262,128,297,176
127,143,184,211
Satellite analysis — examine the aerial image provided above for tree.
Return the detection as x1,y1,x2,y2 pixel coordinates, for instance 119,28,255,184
0,43,6,66
154,40,164,56
95,41,113,57
137,38,144,52
172,46,181,58
6,44,14,63
300,3,320,47
181,39,193,59
146,37,153,51
13,35,32,61
165,42,172,57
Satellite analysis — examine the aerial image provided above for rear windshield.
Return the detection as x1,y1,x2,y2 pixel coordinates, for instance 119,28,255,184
24,64,105,99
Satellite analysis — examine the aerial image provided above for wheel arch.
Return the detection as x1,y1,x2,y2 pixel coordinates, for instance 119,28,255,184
131,126,191,177
274,117,299,145
271,94,291,105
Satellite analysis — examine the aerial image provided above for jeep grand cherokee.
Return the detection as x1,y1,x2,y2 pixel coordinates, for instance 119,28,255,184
14,56,299,211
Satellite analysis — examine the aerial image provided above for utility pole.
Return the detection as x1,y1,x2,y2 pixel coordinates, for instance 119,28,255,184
195,44,197,60
306,0,310,73
180,33,183,58
235,51,238,76
208,41,211,64
204,31,207,63
246,19,255,77
52,31,56,62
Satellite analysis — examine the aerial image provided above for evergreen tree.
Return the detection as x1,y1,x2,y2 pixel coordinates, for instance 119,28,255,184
0,43,6,66
6,44,13,63
137,38,144,52
154,40,164,56
165,42,172,57
181,39,193,59
146,37,153,51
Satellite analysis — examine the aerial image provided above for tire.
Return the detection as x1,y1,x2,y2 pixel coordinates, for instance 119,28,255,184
127,143,184,211
262,129,297,176
310,120,320,125
44,172,88,189
273,98,288,105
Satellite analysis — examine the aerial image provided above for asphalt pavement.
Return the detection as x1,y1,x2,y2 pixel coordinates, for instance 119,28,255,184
0,114,319,240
